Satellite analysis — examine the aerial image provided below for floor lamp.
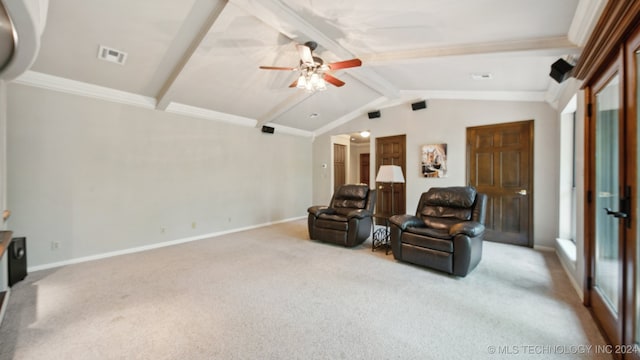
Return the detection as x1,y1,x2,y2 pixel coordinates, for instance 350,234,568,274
375,165,405,217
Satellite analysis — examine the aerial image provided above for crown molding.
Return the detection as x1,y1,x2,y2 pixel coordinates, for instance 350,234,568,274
12,71,157,108
399,90,547,102
11,71,315,138
573,0,640,81
313,89,546,138
313,96,391,137
165,102,257,127
264,123,314,138
568,0,607,47
362,36,578,65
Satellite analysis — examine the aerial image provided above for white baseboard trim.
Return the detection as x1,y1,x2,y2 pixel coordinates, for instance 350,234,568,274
556,251,583,301
554,238,583,301
533,244,555,252
28,216,306,272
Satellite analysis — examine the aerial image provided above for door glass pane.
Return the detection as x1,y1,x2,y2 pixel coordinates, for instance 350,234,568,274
595,73,620,312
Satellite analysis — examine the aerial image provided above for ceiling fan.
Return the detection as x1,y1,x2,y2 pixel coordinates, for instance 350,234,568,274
259,41,362,92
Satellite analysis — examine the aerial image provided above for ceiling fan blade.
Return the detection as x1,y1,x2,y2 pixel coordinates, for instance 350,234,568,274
288,79,298,88
296,44,315,66
324,74,345,87
259,66,297,71
328,58,362,70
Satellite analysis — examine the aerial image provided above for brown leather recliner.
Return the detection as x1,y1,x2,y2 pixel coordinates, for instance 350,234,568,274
389,186,487,277
307,184,376,247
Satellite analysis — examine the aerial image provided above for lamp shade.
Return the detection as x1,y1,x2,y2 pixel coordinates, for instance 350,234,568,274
375,165,405,183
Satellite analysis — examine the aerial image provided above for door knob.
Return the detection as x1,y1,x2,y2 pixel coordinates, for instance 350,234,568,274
517,189,527,195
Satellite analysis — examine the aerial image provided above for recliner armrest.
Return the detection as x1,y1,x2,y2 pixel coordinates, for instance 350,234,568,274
308,206,335,217
389,214,424,230
347,209,372,220
449,221,485,237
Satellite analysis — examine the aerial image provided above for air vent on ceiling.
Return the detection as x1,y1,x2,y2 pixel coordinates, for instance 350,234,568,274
97,45,127,65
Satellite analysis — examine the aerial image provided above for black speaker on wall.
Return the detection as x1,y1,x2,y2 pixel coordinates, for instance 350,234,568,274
549,58,574,83
411,100,427,111
261,125,275,134
8,237,27,287
367,110,381,119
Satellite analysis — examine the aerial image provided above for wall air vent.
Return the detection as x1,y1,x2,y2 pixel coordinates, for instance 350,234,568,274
97,45,127,65
471,73,492,80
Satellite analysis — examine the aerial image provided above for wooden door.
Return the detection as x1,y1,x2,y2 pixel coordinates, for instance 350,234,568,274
359,153,370,184
467,120,533,246
375,135,406,217
333,143,346,191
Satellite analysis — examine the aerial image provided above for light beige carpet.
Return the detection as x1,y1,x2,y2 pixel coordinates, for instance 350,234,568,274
0,220,611,359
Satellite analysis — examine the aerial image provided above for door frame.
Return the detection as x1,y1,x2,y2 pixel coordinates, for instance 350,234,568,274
584,49,625,348
624,25,640,359
573,1,640,356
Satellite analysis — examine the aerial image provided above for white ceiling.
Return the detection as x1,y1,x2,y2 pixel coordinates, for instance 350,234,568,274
19,0,604,137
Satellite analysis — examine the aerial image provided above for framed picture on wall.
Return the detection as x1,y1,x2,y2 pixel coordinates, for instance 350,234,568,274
421,144,447,178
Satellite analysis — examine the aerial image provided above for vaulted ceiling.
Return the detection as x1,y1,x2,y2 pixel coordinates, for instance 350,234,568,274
13,0,604,137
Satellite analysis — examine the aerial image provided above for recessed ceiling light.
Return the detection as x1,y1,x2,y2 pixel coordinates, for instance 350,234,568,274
360,130,370,138
309,113,319,118
471,73,492,80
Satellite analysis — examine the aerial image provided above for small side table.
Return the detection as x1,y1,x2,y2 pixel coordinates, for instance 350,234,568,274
371,215,391,254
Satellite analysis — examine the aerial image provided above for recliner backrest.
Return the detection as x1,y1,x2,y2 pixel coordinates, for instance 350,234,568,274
416,186,479,230
330,184,372,216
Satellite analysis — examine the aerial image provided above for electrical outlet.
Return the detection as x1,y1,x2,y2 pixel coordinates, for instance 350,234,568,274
51,241,60,250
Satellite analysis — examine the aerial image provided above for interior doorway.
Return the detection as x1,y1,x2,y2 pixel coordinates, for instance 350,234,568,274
333,143,346,191
359,153,370,184
331,132,371,190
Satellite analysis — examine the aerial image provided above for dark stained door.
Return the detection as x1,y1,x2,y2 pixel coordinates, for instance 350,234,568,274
375,135,406,218
467,120,533,246
359,153,370,184
333,143,346,191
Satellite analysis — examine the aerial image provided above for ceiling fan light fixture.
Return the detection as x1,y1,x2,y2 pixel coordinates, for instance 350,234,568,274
260,40,362,92
296,74,307,89
317,76,327,91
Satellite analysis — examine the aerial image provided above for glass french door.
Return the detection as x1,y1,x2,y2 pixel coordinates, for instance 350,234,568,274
589,54,624,348
626,28,640,360
585,12,640,360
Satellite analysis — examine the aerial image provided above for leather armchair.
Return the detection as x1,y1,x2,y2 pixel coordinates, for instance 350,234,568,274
389,186,487,277
308,184,376,247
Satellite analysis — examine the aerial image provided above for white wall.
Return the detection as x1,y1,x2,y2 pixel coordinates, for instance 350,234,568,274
7,84,312,268
0,81,6,229
555,78,587,298
0,80,8,293
313,99,560,248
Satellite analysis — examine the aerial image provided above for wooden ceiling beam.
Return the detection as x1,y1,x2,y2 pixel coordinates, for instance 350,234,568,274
155,0,228,110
